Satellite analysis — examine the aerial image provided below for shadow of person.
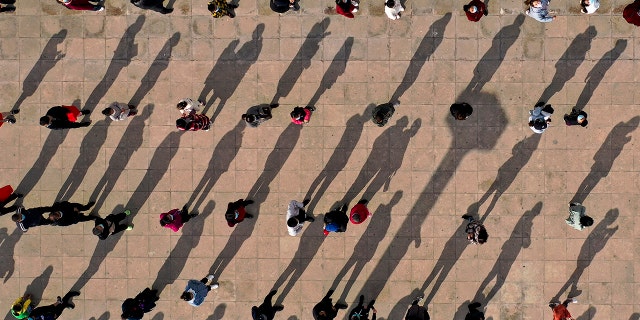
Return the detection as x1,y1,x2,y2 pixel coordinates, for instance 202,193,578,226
575,306,596,320
552,209,619,301
3,265,54,319
629,313,640,320
306,37,354,107
151,312,164,320
571,116,640,204
0,228,21,283
207,304,226,320
198,24,265,120
88,311,110,320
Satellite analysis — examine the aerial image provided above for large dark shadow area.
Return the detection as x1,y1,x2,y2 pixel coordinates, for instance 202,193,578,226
2,265,53,319
0,227,21,282
12,30,68,112
83,16,145,112
306,37,353,107
571,116,640,204
552,209,619,301
207,304,226,320
198,24,264,121
576,307,596,320
88,312,110,320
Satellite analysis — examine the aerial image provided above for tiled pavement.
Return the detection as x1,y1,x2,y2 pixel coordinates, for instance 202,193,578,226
0,0,639,318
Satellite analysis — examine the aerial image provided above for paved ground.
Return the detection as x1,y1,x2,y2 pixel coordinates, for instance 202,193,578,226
0,0,639,319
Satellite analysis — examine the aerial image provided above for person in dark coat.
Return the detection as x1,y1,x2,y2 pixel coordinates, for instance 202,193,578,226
450,102,473,120
270,0,299,13
371,102,397,127
40,106,91,130
323,204,349,235
12,206,52,232
225,199,254,227
348,295,376,320
564,108,588,127
121,288,159,320
251,290,283,320
46,201,96,226
405,295,429,320
465,302,485,320
92,210,133,240
313,289,348,320
130,0,173,14
29,291,80,320
624,0,640,26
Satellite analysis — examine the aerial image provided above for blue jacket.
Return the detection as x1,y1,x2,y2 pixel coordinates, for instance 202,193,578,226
185,280,209,306
527,0,554,22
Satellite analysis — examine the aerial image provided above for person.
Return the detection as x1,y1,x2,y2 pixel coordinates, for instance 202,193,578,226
349,199,371,225
290,106,316,125
0,0,16,13
525,0,555,22
336,0,358,18
465,302,485,320
461,214,488,245
180,275,218,307
225,199,254,227
624,0,640,26
40,106,91,130
313,289,348,320
57,0,103,11
528,102,554,134
0,109,19,126
463,0,487,21
160,205,197,232
405,295,430,320
348,295,376,320
286,199,314,236
176,113,211,131
208,0,237,17
46,201,96,226
251,290,284,320
11,293,32,319
121,288,159,320
12,206,52,232
242,104,278,128
0,185,23,216
323,204,349,236
580,0,599,13
371,102,397,127
450,102,473,120
384,0,404,20
564,108,588,127
549,298,577,320
29,291,80,320
92,210,133,240
565,202,593,231
177,98,204,115
102,102,137,121
130,0,173,13
270,0,299,13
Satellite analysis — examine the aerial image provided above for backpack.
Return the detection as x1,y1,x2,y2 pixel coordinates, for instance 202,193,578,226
290,107,305,121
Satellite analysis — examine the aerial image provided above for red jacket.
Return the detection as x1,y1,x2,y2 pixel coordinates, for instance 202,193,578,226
552,304,572,320
349,203,371,224
624,1,640,26
465,0,486,22
336,1,356,18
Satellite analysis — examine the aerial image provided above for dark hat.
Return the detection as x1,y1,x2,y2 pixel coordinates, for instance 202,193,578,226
533,118,547,130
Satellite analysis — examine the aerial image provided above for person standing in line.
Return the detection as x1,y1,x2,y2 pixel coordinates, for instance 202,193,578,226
29,291,80,320
465,302,485,320
226,199,254,227
57,0,104,11
102,102,137,121
371,102,397,127
46,201,96,227
525,0,556,22
565,202,593,231
450,102,473,120
405,295,430,320
160,205,197,232
10,293,32,319
461,214,488,245
40,105,91,130
0,0,16,12
286,199,314,236
12,206,52,232
208,0,237,17
177,98,204,115
270,0,299,13
549,297,577,320
564,108,588,127
180,275,218,307
463,0,487,21
251,290,284,320
348,295,377,320
323,204,349,236
290,106,316,125
336,0,358,18
242,103,278,128
580,0,599,13
121,288,159,320
528,102,554,134
176,113,211,131
130,0,173,13
384,0,404,19
349,199,371,225
313,289,348,320
624,0,640,26
92,210,133,240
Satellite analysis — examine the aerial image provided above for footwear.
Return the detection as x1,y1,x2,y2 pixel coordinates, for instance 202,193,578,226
270,103,279,108
292,2,299,10
302,199,310,206
126,225,134,230
244,200,254,205
228,12,235,18
211,282,219,289
352,8,358,12
306,216,315,222
306,106,316,111
274,305,284,311
335,303,348,309
81,109,91,115
198,100,205,105
162,7,173,13
229,3,238,8
124,209,131,216
245,213,254,219
207,274,215,282
7,118,16,124
10,109,19,115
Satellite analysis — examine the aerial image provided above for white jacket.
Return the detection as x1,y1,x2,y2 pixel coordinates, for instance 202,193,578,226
286,200,305,236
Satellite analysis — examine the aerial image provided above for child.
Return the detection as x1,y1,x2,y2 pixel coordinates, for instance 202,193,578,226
160,205,197,232
102,102,137,121
290,106,316,125
208,0,238,18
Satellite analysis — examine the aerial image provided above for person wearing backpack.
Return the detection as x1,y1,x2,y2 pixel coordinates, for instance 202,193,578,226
323,204,349,236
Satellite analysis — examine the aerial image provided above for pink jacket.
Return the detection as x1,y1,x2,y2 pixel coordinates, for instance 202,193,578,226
291,108,311,125
160,209,184,232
